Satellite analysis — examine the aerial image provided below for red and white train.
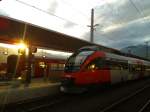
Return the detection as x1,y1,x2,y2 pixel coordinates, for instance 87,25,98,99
60,46,150,92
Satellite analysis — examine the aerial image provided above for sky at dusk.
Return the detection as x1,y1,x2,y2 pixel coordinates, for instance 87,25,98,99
0,0,150,49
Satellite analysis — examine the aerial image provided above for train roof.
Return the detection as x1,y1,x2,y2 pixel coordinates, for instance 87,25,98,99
78,46,150,62
106,52,150,66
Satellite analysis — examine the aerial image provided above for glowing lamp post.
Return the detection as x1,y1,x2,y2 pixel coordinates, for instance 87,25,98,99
16,41,37,86
17,42,30,86
17,42,28,55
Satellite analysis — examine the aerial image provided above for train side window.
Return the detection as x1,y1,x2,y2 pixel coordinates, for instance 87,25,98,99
117,62,126,70
105,60,121,70
137,65,142,71
134,64,142,71
58,64,65,70
50,63,58,70
119,62,128,70
145,66,150,71
129,64,143,72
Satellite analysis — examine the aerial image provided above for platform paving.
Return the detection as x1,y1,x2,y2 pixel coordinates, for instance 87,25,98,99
0,78,60,105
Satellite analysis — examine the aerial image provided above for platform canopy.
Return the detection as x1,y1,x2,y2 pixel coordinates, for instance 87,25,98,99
0,16,117,53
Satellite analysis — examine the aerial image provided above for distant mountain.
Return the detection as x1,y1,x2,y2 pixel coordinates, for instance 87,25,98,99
121,45,150,59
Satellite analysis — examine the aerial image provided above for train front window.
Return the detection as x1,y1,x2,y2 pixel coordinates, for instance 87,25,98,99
87,58,105,70
65,51,94,72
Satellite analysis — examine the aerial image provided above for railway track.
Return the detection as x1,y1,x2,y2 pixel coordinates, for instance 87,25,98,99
2,92,84,112
27,79,150,112
138,100,150,112
2,78,150,112
26,96,68,112
98,84,150,112
23,79,150,112
1,93,68,112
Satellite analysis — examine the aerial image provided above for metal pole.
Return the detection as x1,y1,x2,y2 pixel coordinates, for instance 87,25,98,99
145,41,149,59
22,24,27,41
90,8,94,43
146,41,148,59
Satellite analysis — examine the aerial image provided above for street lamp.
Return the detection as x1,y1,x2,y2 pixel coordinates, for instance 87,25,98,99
87,9,99,43
144,41,150,59
17,42,28,56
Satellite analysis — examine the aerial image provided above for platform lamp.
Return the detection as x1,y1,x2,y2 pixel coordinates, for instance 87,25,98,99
144,41,150,59
26,43,37,86
17,42,28,56
16,42,28,81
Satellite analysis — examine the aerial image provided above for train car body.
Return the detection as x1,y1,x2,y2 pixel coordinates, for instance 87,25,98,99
33,57,66,81
0,55,66,81
0,44,67,81
60,46,150,92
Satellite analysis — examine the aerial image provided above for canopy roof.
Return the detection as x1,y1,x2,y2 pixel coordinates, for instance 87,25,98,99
0,16,113,52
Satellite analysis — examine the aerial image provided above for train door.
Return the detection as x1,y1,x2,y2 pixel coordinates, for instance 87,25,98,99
34,61,46,78
139,64,145,78
128,63,138,80
108,60,123,84
145,65,150,77
6,55,18,79
38,61,47,77
120,62,128,82
136,64,145,79
128,64,143,80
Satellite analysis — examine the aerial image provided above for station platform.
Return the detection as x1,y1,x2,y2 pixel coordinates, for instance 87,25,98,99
0,78,60,105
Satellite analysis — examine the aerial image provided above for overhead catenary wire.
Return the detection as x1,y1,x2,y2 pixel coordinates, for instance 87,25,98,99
128,0,144,17
93,0,128,43
94,0,149,40
15,0,88,28
59,0,90,19
92,0,141,48
108,0,150,50
128,0,150,45
128,0,150,23
95,0,149,27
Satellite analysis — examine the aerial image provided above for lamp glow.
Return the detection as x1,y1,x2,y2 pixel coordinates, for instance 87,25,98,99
17,43,27,50
17,42,28,55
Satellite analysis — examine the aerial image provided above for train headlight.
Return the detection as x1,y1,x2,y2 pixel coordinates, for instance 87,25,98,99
91,64,95,69
88,64,96,70
17,76,22,80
